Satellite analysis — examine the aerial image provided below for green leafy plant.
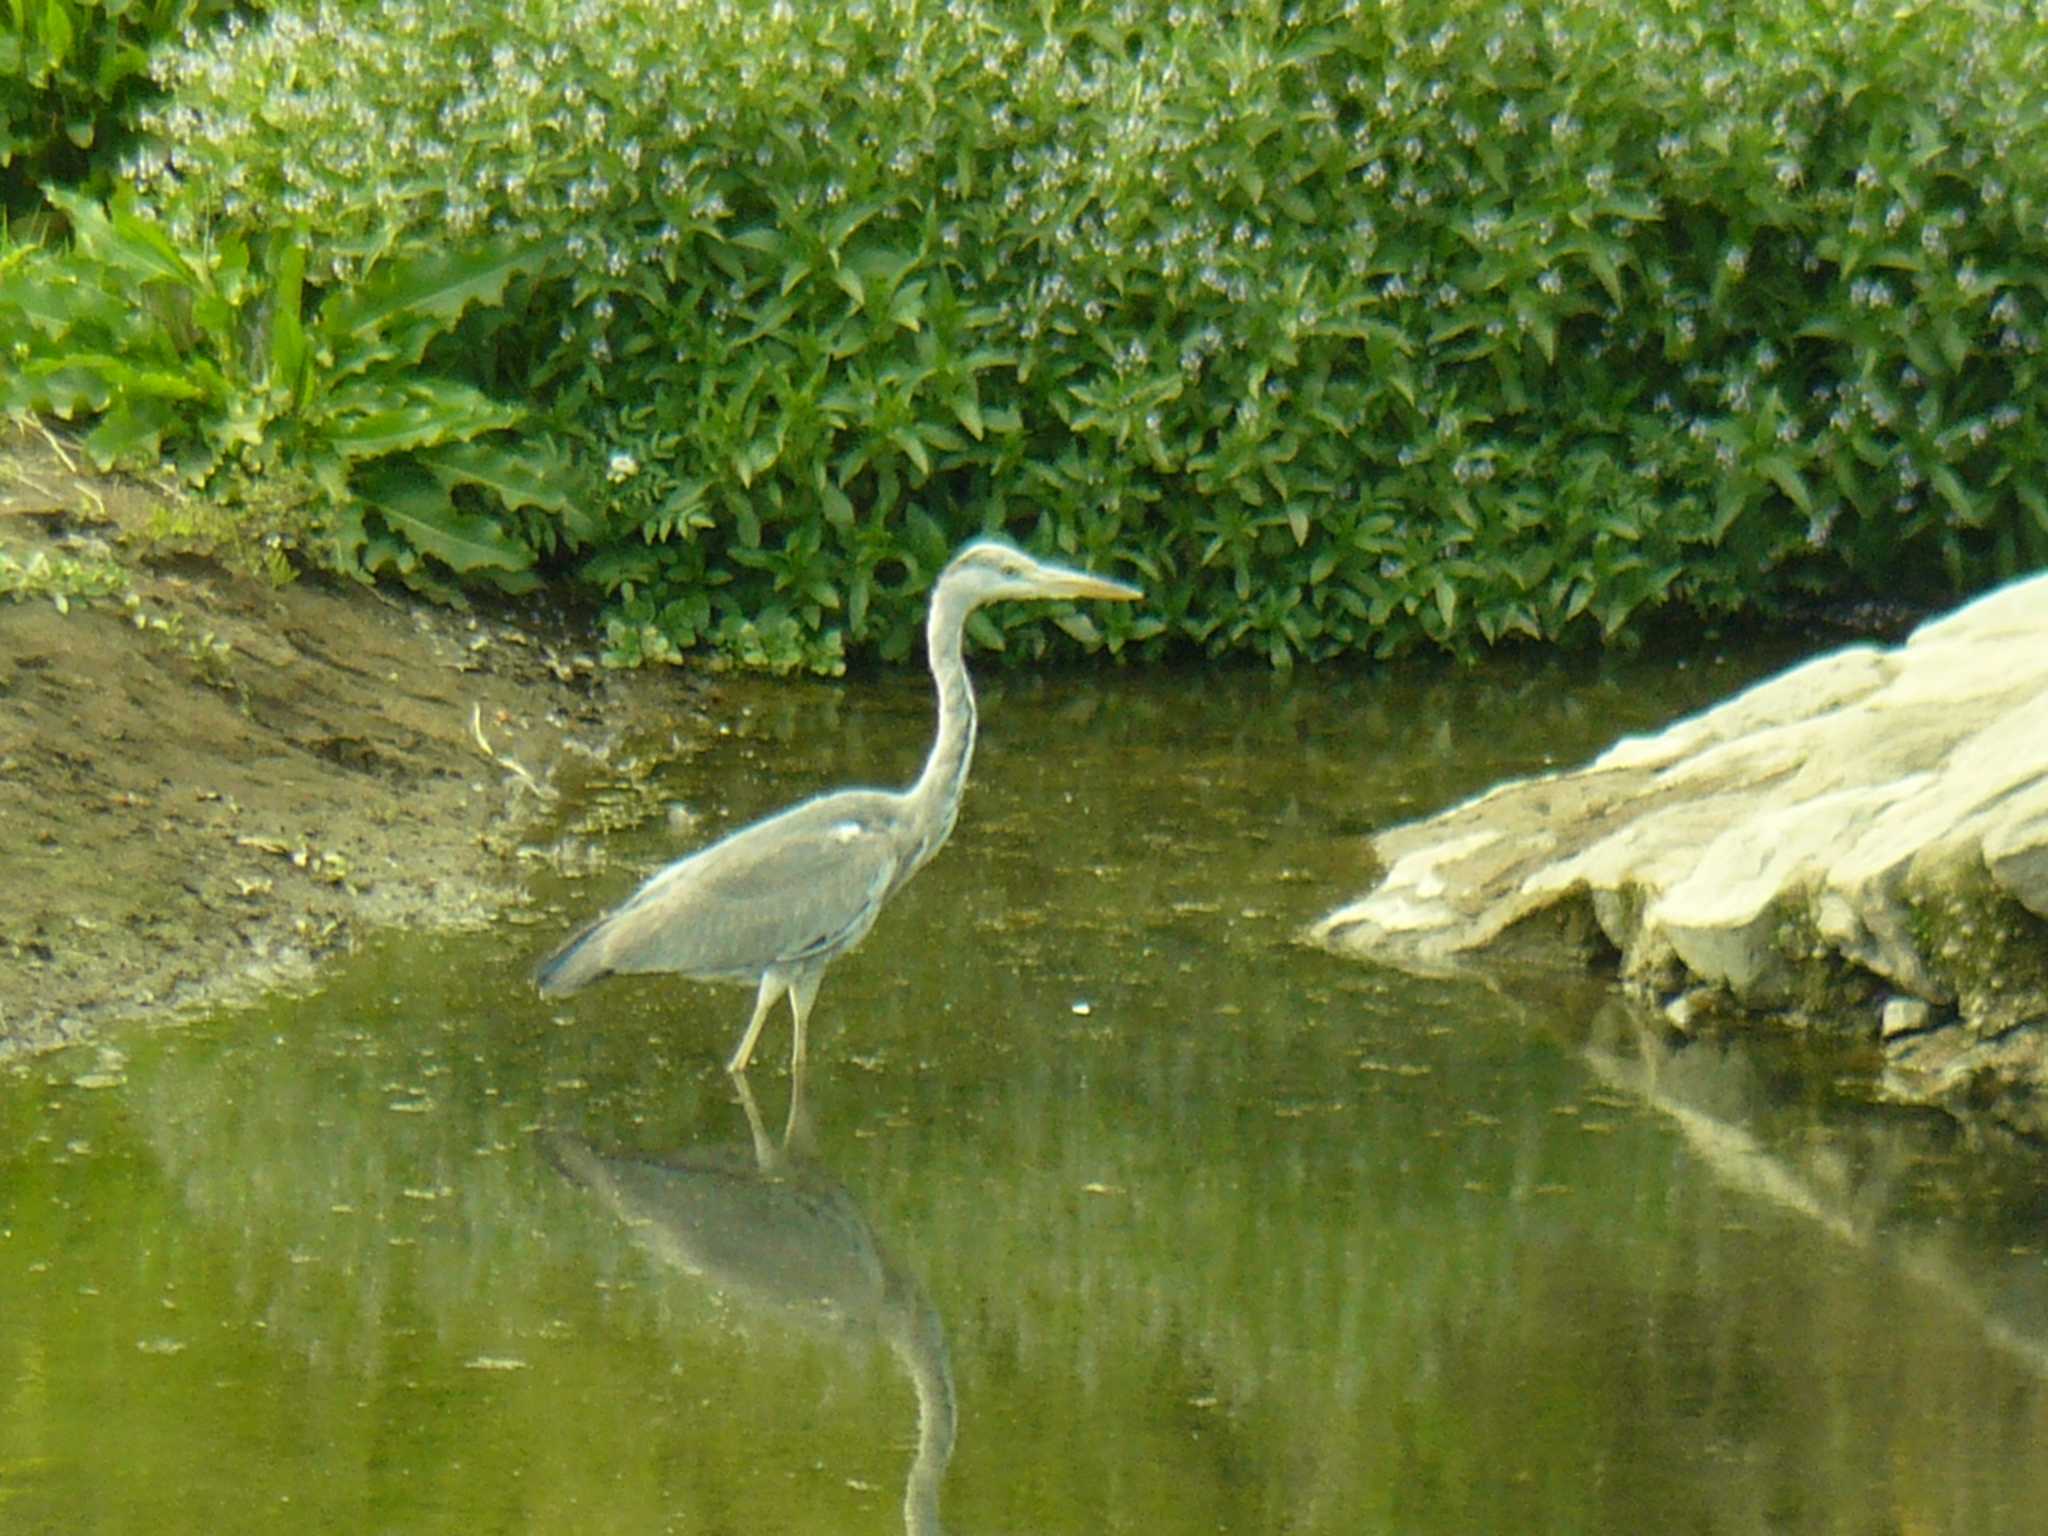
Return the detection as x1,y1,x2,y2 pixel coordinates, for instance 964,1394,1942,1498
0,187,590,592
0,537,127,608
0,0,241,209
22,0,2048,667
123,594,238,689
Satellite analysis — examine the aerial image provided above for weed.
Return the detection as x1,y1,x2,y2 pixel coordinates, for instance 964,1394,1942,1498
0,538,128,610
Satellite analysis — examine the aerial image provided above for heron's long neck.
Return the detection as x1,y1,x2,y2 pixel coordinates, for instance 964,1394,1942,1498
888,1275,957,1536
905,581,976,865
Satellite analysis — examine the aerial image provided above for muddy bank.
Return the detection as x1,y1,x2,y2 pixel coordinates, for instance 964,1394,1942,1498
0,426,705,1055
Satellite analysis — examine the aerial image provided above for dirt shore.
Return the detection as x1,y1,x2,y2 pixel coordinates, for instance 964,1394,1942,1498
0,425,705,1057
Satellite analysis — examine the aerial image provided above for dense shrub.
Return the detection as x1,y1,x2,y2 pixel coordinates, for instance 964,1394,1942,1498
14,0,2048,668
0,0,241,211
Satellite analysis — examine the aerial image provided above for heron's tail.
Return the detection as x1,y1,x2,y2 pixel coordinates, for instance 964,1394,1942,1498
533,917,611,996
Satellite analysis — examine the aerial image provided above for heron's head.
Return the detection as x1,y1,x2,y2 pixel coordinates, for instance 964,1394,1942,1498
939,537,1142,608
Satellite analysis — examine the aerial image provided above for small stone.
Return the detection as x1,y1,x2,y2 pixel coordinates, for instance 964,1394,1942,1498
1880,995,1933,1040
1664,989,1709,1032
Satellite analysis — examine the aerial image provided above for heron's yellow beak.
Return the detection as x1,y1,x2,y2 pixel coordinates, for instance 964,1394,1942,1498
1041,568,1143,603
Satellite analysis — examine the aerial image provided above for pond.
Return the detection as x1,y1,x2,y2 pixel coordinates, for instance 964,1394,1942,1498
5,651,2048,1534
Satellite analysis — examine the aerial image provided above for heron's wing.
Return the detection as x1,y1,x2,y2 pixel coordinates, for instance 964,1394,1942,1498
586,795,908,981
553,1142,887,1325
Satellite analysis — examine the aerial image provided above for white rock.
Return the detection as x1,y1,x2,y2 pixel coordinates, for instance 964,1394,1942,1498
1311,571,2048,1110
1880,996,1933,1039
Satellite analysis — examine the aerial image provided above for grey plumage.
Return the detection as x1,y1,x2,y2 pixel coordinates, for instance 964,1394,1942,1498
534,537,1141,1073
546,1065,957,1533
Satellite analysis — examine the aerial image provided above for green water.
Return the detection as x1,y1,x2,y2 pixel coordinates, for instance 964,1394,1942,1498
6,655,2048,1535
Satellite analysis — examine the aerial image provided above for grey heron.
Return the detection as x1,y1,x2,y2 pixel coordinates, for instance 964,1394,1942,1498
534,537,1141,1073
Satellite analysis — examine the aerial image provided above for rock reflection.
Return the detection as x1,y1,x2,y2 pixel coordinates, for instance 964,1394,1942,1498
546,1064,956,1534
1583,1000,2048,1381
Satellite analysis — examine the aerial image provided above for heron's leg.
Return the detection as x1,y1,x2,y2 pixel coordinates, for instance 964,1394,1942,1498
727,972,787,1075
786,969,824,1070
730,1071,777,1169
782,1052,816,1157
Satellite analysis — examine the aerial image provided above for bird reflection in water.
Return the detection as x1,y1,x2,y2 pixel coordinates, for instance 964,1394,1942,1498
547,1063,956,1533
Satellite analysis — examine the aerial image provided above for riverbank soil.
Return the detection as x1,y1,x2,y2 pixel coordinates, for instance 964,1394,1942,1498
0,425,702,1055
